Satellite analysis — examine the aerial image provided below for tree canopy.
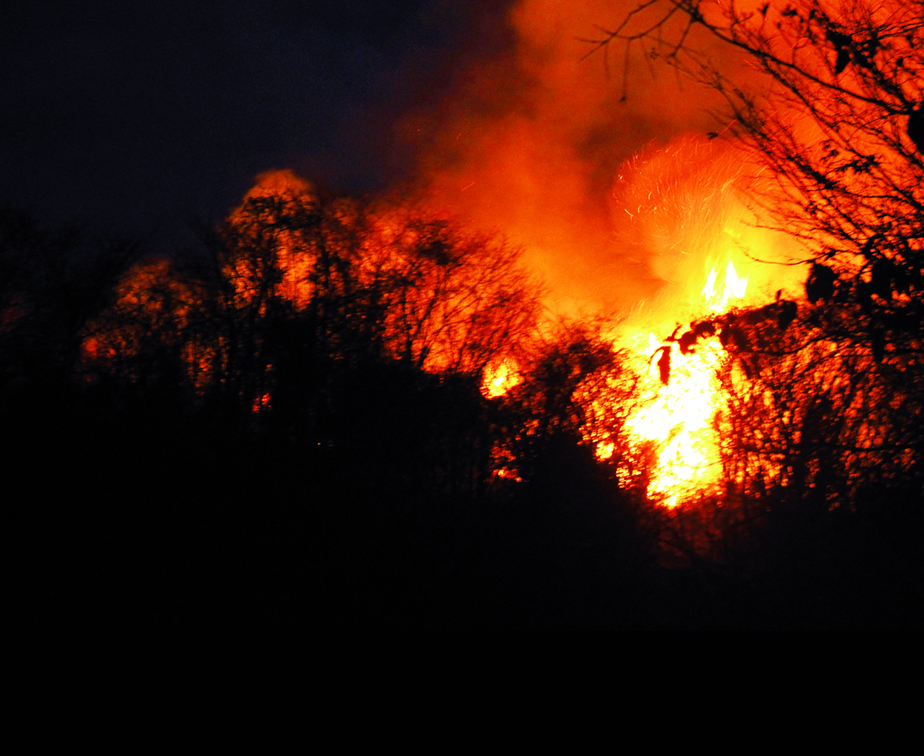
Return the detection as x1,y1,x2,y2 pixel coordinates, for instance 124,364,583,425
591,1,924,350
584,0,924,514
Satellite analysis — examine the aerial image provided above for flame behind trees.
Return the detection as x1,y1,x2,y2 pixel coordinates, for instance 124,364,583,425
592,0,924,355
602,134,803,506
590,0,924,505
216,174,543,381
80,172,547,497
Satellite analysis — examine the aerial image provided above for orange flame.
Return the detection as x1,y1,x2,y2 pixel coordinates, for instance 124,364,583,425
482,359,520,398
622,261,749,507
602,136,803,508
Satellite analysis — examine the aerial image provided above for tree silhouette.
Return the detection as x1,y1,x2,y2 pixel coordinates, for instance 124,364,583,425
76,177,550,511
0,207,140,397
591,1,924,354
578,4,924,623
588,1,924,480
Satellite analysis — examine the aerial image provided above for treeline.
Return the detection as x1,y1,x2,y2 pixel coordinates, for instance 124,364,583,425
5,175,924,628
3,182,661,629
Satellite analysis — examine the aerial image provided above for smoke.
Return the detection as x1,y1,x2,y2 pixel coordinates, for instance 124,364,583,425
400,0,752,315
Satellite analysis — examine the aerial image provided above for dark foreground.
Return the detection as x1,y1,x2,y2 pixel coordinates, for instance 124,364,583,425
9,389,923,631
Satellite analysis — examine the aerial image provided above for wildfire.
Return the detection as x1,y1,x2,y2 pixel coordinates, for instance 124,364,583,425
482,359,520,398
460,134,802,507
622,260,750,507
591,135,806,508
83,140,799,510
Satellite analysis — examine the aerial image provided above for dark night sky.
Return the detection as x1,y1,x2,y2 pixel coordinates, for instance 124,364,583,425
0,0,514,245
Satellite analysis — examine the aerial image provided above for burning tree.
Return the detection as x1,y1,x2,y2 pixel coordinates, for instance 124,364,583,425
592,0,924,355
79,174,553,501
588,0,924,506
85,175,543,409
0,207,140,397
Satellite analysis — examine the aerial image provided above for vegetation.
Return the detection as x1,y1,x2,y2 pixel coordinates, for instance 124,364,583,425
590,0,924,354
583,0,924,623
8,1,924,627
6,188,670,629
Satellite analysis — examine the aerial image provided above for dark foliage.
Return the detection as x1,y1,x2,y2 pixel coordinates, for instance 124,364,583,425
580,0,924,627
4,199,668,629
7,163,924,627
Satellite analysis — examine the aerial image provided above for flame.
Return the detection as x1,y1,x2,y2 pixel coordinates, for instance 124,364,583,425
454,133,801,507
482,359,520,398
622,261,749,507
592,133,808,508
702,260,748,308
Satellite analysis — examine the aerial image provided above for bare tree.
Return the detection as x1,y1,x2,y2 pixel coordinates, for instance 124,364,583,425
590,1,924,352
586,1,924,506
83,183,546,445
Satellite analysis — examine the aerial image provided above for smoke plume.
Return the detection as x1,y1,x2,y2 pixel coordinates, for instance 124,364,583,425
400,0,752,315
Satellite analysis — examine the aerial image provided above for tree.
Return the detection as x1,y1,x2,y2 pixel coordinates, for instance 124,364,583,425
586,2,924,495
80,174,547,498
0,207,140,396
576,4,924,605
591,1,924,352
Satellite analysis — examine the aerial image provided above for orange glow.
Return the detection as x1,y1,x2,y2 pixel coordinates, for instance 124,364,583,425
81,171,541,421
226,169,320,310
493,467,523,484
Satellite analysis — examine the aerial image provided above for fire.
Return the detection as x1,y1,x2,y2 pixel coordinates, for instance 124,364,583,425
593,135,806,508
703,261,748,306
457,134,801,507
482,359,520,398
253,392,272,413
622,260,750,507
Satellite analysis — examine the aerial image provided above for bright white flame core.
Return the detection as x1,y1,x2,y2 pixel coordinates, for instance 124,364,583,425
622,261,749,507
